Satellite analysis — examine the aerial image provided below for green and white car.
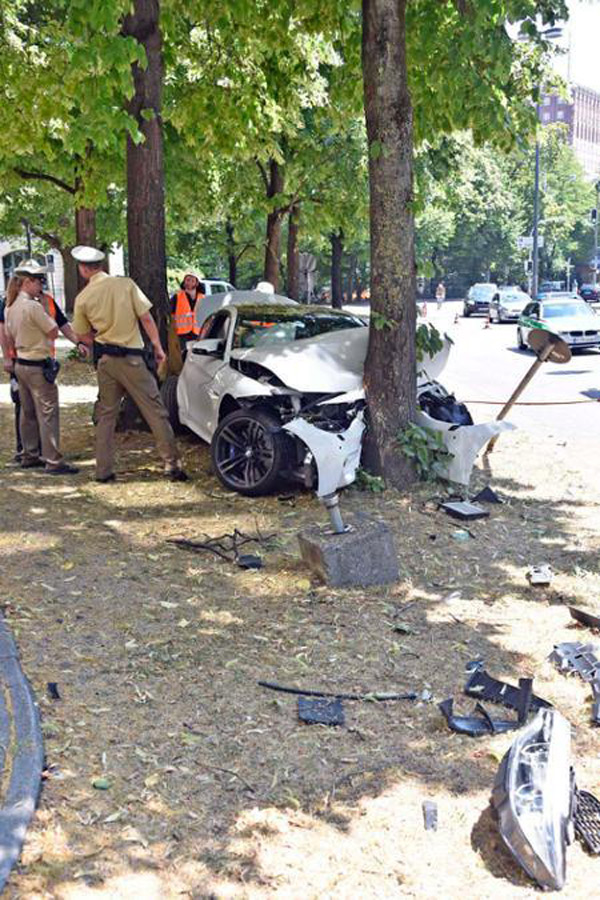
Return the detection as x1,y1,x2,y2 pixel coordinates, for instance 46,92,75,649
517,296,600,351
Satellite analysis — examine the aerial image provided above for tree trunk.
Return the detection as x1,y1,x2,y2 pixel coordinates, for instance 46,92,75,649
346,252,357,304
61,248,79,312
263,159,284,291
74,206,97,292
362,0,417,487
122,0,168,349
286,205,300,300
225,219,237,286
330,229,344,309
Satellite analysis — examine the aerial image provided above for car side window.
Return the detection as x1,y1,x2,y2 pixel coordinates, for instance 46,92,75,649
204,311,230,342
199,314,217,339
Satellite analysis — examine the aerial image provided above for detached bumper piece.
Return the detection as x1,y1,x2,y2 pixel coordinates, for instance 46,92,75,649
439,697,527,737
550,642,600,725
492,709,574,892
464,665,551,714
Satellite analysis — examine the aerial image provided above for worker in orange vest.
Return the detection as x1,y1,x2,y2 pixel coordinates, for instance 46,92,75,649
170,273,205,353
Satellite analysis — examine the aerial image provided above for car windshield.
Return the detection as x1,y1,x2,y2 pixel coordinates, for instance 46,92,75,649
233,307,365,349
542,302,591,318
500,292,526,303
471,286,495,300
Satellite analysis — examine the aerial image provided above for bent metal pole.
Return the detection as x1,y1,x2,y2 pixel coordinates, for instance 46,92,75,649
484,330,570,455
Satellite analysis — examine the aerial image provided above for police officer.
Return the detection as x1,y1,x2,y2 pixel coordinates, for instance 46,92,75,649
1,264,87,462
71,245,187,483
4,262,78,474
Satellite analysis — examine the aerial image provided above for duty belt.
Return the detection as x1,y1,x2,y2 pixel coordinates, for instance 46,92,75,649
15,358,45,366
93,342,154,372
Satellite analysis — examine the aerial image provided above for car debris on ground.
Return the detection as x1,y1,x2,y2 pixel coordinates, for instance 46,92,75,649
569,607,600,631
528,564,554,586
550,642,600,724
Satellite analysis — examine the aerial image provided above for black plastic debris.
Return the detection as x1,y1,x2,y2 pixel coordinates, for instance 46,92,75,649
569,607,600,631
422,800,438,831
258,681,416,702
464,667,550,713
47,682,61,701
237,554,263,570
575,787,600,854
439,501,489,521
550,642,600,725
472,486,503,504
298,697,344,726
439,698,523,737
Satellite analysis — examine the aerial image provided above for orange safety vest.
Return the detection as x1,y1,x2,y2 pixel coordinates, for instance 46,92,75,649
174,290,203,336
41,293,58,357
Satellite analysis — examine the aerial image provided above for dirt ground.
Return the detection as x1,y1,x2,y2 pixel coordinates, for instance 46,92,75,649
1,358,599,899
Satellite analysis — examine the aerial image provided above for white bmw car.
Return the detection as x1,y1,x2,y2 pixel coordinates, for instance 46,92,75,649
162,292,368,495
161,290,512,495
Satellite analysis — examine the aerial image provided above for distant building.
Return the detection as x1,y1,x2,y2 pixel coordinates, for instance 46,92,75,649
540,84,600,180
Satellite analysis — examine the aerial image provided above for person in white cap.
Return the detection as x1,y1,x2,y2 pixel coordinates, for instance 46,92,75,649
170,272,205,351
71,246,187,483
3,261,78,474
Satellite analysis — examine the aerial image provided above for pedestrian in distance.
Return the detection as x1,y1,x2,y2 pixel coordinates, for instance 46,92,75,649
435,281,446,311
3,261,79,475
71,245,188,484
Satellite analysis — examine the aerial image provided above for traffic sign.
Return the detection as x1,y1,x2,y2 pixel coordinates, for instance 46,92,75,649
518,236,544,250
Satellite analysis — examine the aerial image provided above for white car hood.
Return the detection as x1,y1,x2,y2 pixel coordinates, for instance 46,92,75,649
231,327,369,393
544,315,598,330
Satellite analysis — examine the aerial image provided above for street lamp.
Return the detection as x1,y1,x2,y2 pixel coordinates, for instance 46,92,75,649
594,181,600,289
531,26,563,300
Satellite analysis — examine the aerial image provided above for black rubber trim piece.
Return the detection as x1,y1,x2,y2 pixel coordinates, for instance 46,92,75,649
464,668,550,712
0,615,44,892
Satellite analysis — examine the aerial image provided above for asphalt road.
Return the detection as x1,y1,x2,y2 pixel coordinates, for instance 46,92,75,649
427,300,600,440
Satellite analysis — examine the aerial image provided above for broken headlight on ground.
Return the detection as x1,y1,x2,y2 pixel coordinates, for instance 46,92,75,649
492,708,574,892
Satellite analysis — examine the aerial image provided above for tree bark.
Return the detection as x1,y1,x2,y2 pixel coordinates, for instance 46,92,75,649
61,249,79,312
122,0,168,348
263,159,284,291
225,219,237,286
346,252,357,304
330,229,344,309
286,205,300,300
74,206,97,291
362,0,417,487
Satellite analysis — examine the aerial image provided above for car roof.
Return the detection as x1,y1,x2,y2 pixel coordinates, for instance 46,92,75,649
540,293,581,301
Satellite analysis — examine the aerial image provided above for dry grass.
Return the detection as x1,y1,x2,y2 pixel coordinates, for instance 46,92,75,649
0,369,599,899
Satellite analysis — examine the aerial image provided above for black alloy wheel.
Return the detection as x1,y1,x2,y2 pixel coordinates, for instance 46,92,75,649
160,375,185,434
211,408,287,496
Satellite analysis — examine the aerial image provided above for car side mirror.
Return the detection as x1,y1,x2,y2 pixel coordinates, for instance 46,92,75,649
191,338,224,356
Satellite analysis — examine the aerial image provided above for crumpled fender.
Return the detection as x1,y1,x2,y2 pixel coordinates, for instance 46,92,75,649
283,412,365,497
415,410,516,486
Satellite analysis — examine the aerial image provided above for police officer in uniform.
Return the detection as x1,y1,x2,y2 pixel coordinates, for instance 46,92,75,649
4,261,78,474
71,245,187,483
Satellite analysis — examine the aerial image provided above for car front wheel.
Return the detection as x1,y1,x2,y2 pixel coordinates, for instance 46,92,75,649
160,375,185,434
211,408,287,496
463,306,471,317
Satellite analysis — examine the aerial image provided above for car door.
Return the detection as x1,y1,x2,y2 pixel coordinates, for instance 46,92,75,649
178,310,233,440
520,302,539,342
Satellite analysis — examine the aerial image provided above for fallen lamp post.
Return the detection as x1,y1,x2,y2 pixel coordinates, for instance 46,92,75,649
485,328,571,455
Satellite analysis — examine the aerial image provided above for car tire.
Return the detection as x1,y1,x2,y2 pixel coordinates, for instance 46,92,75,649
211,408,288,496
517,328,527,351
463,306,471,317
160,375,185,434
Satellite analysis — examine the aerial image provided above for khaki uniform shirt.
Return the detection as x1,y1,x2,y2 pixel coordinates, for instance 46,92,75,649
5,291,57,360
73,272,152,349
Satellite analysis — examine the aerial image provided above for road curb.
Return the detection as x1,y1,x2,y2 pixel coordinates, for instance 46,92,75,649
0,616,44,893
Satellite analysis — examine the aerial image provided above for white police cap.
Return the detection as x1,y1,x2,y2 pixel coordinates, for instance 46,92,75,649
71,245,106,263
14,259,48,276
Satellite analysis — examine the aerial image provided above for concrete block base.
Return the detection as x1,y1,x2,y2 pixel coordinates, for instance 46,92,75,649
297,513,399,588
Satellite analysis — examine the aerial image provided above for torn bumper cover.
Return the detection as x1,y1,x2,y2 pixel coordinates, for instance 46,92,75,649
283,411,365,498
492,708,574,892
